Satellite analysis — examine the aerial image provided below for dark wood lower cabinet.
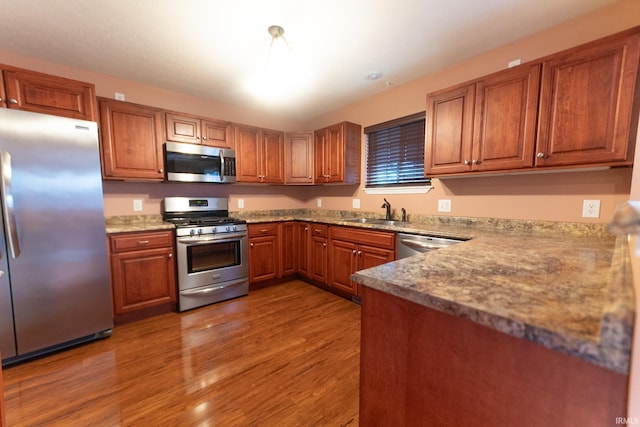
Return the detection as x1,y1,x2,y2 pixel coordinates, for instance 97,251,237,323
360,286,628,427
108,230,177,323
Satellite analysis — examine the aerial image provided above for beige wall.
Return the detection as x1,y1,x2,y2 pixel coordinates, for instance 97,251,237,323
2,0,637,221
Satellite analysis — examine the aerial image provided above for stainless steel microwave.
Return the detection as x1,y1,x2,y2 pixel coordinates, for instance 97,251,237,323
164,141,236,183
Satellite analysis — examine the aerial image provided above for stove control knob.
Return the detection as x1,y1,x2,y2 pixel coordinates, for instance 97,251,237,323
190,229,196,236
197,228,203,235
232,225,237,231
226,226,231,232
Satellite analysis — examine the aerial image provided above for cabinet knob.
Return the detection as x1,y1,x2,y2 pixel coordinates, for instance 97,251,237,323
8,98,17,105
358,251,362,256
168,253,173,258
464,160,470,165
159,168,164,173
472,159,480,165
202,136,207,140
323,243,326,247
352,250,357,255
537,152,546,158
250,243,254,248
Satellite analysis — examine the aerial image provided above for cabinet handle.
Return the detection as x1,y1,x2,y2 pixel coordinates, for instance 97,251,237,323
260,229,268,233
314,229,322,233
304,227,308,231
138,240,150,245
537,152,546,158
8,99,17,105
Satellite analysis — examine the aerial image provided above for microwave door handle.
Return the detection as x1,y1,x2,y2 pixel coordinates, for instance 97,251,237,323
0,150,21,258
220,153,226,179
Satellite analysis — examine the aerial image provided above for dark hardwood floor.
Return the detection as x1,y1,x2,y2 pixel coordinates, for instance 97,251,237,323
3,280,361,426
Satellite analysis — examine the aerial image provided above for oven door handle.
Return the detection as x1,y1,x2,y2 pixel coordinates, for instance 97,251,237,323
181,279,247,296
177,233,247,244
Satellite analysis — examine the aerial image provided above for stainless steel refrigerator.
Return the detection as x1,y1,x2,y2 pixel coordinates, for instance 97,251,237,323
0,108,112,365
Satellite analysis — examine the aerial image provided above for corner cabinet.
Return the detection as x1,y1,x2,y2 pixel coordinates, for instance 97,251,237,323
285,132,314,184
425,27,640,177
314,122,362,184
0,64,97,121
108,230,177,323
328,226,395,297
235,124,284,183
165,111,234,149
98,98,165,181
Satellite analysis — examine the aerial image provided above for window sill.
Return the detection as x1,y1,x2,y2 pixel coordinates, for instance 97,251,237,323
363,185,433,195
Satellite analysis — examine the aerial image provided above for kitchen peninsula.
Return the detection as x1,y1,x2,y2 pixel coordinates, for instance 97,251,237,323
351,220,633,426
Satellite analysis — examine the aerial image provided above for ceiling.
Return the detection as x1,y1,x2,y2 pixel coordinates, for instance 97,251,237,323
0,0,617,122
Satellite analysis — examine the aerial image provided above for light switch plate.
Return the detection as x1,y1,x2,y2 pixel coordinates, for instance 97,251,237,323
317,198,322,208
352,198,360,209
133,199,143,212
238,199,244,209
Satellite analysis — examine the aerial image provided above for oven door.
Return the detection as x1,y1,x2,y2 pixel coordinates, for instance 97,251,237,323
176,233,248,290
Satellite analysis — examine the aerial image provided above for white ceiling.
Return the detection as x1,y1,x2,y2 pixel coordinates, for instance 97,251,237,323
0,0,617,122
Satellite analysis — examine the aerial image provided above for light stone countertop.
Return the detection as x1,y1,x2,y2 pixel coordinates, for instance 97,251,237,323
105,210,635,373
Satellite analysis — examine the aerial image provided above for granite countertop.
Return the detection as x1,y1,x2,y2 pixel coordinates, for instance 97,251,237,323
350,225,634,375
104,210,635,374
105,215,175,234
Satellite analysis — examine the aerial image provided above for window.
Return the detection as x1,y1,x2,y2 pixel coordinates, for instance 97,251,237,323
365,112,430,189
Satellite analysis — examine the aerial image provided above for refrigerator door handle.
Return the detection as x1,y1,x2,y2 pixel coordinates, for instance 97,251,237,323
0,150,21,258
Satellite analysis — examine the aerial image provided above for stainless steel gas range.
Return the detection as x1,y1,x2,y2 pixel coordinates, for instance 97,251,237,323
163,197,248,311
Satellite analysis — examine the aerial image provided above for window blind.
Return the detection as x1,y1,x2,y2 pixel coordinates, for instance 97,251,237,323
365,112,429,187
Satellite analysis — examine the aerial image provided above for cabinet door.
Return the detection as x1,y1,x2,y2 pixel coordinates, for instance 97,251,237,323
281,222,296,276
329,239,358,295
2,67,96,121
262,129,284,183
235,124,262,182
314,129,328,182
99,98,164,180
295,222,310,277
202,119,233,149
537,30,640,167
424,83,475,175
285,132,314,184
310,236,328,284
472,64,540,171
325,124,345,182
111,247,176,314
249,235,279,282
165,113,201,144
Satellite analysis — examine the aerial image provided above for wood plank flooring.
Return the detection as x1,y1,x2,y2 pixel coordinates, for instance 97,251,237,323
3,280,361,426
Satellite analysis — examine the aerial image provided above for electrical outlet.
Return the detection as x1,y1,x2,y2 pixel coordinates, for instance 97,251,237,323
237,199,244,209
438,199,451,213
115,92,125,101
133,199,143,212
317,198,322,208
352,198,360,209
582,200,600,218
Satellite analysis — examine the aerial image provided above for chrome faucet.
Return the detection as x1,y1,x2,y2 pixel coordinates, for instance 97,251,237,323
381,198,391,220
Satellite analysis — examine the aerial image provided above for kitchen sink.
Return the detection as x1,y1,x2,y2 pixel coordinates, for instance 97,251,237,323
342,218,409,226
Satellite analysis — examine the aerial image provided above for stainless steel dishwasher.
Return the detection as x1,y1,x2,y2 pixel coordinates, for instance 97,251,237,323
396,233,463,258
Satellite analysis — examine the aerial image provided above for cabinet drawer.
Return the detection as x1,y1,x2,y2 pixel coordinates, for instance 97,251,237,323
330,226,395,250
110,231,174,252
309,224,328,238
248,223,279,237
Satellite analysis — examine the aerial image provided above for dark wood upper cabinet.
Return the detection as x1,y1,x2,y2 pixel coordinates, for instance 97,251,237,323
536,28,640,167
165,112,233,149
1,65,97,121
314,122,361,184
235,124,284,184
285,132,314,184
425,27,640,177
98,98,164,181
